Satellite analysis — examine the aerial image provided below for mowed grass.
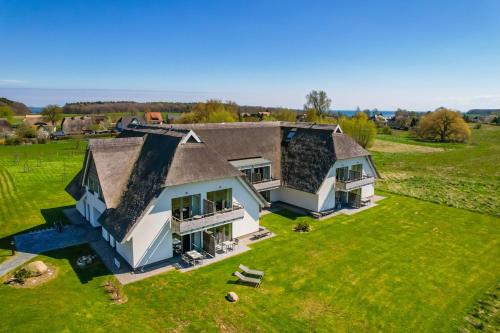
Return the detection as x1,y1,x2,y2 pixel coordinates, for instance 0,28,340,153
0,194,498,332
372,125,500,216
0,140,85,262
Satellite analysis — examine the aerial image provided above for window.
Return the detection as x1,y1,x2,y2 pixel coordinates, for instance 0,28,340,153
285,130,297,142
87,174,103,200
336,167,349,181
172,194,201,220
253,166,271,182
207,188,232,211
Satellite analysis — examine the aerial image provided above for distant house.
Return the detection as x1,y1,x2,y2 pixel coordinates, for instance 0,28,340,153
115,116,146,132
144,112,163,124
0,118,13,136
23,115,45,127
61,115,108,135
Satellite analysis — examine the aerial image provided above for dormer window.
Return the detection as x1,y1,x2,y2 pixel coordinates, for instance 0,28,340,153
285,129,297,142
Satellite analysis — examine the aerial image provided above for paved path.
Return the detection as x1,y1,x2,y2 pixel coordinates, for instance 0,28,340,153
0,209,99,277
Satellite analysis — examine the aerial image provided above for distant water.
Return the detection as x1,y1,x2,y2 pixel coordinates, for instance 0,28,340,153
332,110,395,118
29,107,43,114
29,106,395,118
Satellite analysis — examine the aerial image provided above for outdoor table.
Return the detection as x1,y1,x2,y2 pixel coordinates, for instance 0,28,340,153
222,240,233,252
186,250,203,265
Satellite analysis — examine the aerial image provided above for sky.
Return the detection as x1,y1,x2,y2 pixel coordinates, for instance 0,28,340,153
0,0,499,110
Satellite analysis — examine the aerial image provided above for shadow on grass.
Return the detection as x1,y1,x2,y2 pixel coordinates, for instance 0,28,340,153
271,209,307,221
0,205,109,284
43,245,110,284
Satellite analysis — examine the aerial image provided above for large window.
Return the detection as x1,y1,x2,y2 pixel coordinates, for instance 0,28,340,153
87,174,103,200
172,194,201,220
207,188,232,211
336,167,349,181
253,166,271,182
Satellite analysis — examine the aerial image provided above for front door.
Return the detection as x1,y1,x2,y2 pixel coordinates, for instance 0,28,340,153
192,231,202,251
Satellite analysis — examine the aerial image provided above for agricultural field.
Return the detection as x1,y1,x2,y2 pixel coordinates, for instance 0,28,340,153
0,195,498,332
372,125,500,216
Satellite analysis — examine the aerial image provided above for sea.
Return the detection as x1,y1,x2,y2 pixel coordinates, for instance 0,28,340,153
29,106,395,118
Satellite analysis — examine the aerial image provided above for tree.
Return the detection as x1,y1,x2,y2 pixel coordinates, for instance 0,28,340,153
304,90,331,119
0,105,14,122
41,104,63,126
416,107,470,142
273,108,296,122
175,100,238,124
339,112,377,148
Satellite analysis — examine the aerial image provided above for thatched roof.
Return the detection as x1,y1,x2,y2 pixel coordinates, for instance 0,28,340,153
23,115,44,126
61,116,94,134
172,122,282,180
99,132,181,241
0,118,12,132
165,142,243,187
87,137,144,208
67,121,377,242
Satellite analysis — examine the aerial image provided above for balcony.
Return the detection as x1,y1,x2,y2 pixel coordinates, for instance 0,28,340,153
171,203,244,235
245,173,281,191
336,171,375,191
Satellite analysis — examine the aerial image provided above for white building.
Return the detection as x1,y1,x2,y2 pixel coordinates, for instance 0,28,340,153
67,122,379,270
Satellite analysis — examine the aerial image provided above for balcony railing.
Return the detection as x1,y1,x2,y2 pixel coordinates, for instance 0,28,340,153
171,202,244,235
253,178,281,191
336,171,374,191
245,173,281,191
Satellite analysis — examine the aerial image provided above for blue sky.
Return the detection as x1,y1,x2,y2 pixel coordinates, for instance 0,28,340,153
0,0,499,110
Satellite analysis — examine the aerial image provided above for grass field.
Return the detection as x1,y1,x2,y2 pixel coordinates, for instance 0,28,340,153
0,140,85,262
372,125,500,216
0,127,498,332
0,195,498,332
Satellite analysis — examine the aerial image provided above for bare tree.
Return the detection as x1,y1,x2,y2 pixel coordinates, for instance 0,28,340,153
304,90,332,119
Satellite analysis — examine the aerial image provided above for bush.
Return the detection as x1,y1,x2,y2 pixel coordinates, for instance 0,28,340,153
37,138,48,144
474,123,482,129
13,268,33,284
380,125,392,135
294,222,311,232
5,136,21,145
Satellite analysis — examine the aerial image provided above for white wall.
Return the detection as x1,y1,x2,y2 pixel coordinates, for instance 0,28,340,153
273,186,319,212
116,238,134,266
317,156,377,212
75,188,106,227
125,176,261,268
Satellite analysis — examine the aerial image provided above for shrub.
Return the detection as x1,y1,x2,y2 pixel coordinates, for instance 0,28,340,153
5,136,21,145
294,222,311,232
380,125,392,135
13,268,33,284
474,123,482,129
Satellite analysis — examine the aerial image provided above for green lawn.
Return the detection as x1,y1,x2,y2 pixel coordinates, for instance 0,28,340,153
0,194,498,332
372,125,500,216
0,140,85,262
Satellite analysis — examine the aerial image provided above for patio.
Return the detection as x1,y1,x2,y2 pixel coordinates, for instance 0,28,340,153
90,227,275,285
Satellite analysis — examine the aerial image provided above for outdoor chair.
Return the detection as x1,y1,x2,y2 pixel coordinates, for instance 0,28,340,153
234,271,262,288
239,264,264,278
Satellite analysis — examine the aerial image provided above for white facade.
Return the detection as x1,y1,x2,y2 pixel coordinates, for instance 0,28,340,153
76,175,262,269
76,187,106,227
74,153,376,269
270,156,376,213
